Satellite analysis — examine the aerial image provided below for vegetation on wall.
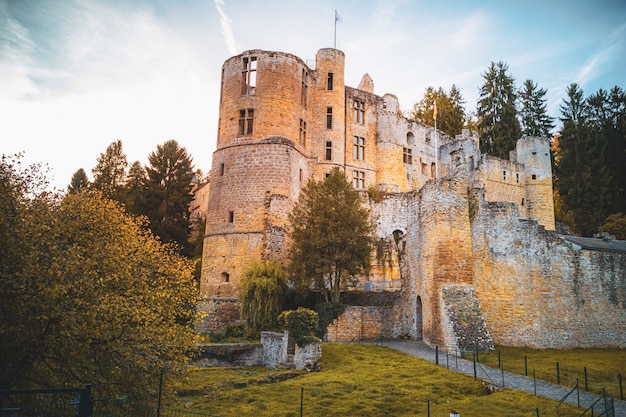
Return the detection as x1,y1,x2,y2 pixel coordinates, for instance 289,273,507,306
239,260,288,333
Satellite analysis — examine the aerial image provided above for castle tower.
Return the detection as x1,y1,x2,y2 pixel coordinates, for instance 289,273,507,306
515,137,555,230
198,49,347,330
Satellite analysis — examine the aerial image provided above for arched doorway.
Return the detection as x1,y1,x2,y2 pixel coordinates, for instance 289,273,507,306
416,296,423,340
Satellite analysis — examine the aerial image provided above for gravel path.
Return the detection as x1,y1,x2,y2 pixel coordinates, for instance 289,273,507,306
375,340,624,417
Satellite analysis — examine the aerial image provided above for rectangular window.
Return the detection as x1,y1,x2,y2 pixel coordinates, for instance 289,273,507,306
325,141,332,161
228,211,234,222
353,100,365,124
220,163,225,176
532,174,537,180
516,172,520,184
353,136,365,160
301,69,308,107
299,119,307,146
327,72,334,90
353,170,365,189
403,147,413,164
241,56,257,95
326,107,333,129
238,108,254,135
503,170,507,181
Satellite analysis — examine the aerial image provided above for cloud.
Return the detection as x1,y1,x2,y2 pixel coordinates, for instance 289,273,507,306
214,0,237,55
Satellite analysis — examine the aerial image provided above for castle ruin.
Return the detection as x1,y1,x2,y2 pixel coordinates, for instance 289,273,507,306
198,48,626,351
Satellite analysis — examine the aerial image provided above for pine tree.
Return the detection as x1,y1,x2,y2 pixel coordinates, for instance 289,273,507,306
67,168,89,194
476,61,521,159
142,140,195,254
91,140,128,199
519,79,555,138
411,85,467,137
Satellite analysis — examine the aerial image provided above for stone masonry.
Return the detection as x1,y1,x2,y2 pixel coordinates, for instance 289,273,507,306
198,47,626,351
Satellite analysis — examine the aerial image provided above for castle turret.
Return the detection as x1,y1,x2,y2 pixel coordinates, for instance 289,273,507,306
515,137,555,230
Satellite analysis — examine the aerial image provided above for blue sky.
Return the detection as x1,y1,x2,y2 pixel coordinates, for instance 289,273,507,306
1,0,625,190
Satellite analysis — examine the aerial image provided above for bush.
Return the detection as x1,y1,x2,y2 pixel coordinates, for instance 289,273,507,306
278,308,319,346
208,323,246,342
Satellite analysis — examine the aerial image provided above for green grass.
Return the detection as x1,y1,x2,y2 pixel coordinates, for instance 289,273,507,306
166,344,583,417
468,346,626,399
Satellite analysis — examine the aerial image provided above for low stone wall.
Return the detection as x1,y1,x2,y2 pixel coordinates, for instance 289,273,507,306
193,331,321,370
325,306,387,342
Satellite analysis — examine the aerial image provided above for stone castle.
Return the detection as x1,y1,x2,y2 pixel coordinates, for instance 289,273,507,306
198,48,626,351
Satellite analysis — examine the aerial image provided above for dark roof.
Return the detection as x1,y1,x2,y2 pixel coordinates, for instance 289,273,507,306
558,235,626,254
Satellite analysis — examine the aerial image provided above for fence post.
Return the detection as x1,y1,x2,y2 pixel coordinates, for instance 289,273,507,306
77,384,93,417
619,372,623,401
556,362,560,385
435,346,439,365
536,407,539,417
157,368,164,417
584,366,588,391
501,365,505,388
446,351,449,369
533,369,537,395
524,355,528,376
300,386,304,417
576,378,580,407
498,350,501,369
473,354,477,380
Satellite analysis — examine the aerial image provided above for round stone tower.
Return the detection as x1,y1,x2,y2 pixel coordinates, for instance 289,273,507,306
515,136,555,230
198,49,347,330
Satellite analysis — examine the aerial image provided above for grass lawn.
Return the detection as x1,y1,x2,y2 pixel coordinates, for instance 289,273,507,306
468,346,626,399
166,344,584,417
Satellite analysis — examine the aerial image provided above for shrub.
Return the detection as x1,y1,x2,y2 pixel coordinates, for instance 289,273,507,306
278,308,319,346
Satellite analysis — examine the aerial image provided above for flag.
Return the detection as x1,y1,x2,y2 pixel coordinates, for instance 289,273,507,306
335,10,342,23
433,101,437,121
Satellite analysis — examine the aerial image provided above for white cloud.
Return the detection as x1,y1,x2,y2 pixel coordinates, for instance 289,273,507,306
214,0,237,55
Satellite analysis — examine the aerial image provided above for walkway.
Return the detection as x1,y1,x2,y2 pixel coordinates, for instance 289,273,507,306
378,340,625,417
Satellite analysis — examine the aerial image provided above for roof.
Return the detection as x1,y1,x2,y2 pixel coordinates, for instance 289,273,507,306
558,234,626,254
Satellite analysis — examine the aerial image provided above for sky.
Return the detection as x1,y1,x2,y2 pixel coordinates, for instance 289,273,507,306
1,0,625,191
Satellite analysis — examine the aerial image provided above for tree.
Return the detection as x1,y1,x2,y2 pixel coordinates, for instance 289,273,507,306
519,79,555,138
278,308,319,346
91,140,128,199
142,140,195,254
412,85,466,137
555,84,613,236
476,61,521,158
287,167,373,304
0,157,198,400
119,160,147,215
239,260,288,332
67,168,89,194
598,213,626,240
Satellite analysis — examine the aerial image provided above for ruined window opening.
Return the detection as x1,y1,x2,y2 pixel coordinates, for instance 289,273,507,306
503,170,507,181
301,69,308,107
353,100,365,124
241,56,257,95
421,160,428,176
327,72,334,90
221,272,230,283
469,156,474,170
299,169,303,181
325,141,332,161
532,174,537,180
516,172,519,183
431,162,436,177
220,163,225,176
407,132,415,146
228,211,234,222
326,107,333,129
353,170,365,189
299,119,307,146
238,108,254,136
353,136,365,160
403,147,413,164
521,198,525,206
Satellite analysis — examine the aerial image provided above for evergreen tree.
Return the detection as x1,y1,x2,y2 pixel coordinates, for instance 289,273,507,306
287,167,373,304
91,140,128,199
555,84,612,236
142,140,195,254
119,160,147,215
67,168,89,194
519,79,555,138
476,61,521,158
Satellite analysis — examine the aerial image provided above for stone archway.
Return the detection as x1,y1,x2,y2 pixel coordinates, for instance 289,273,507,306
416,296,423,340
